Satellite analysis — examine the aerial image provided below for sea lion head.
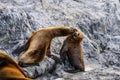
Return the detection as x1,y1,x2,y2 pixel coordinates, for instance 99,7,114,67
72,29,84,41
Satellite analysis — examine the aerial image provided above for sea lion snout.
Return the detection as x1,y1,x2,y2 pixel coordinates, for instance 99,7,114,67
72,31,79,38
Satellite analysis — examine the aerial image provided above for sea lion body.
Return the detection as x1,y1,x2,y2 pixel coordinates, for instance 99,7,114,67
60,29,85,72
18,26,76,67
0,50,30,80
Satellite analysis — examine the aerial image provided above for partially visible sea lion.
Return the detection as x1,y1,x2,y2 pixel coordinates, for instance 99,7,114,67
60,27,100,73
0,50,31,80
17,26,77,67
60,29,85,73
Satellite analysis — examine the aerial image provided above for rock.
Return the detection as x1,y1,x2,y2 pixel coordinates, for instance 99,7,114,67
0,0,120,80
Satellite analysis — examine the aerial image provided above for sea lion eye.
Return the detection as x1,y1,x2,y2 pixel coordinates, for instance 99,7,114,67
0,58,8,66
72,32,78,37
77,33,80,36
0,58,5,64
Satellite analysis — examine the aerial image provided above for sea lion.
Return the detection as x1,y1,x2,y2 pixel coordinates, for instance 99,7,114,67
0,50,30,80
17,26,77,67
60,29,85,73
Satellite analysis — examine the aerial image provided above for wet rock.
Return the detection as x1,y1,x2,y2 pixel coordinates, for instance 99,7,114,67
0,0,120,80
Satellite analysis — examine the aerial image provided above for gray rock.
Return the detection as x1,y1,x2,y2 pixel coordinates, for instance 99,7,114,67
0,0,120,80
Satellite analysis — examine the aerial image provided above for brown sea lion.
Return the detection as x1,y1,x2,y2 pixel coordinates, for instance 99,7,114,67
60,29,85,73
0,50,31,80
18,26,77,67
